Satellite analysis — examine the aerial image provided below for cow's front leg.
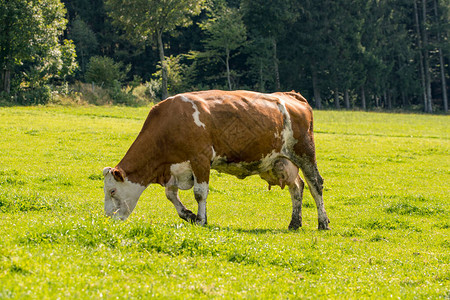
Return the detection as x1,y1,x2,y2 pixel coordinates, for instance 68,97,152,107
165,185,197,223
288,175,305,230
193,180,209,226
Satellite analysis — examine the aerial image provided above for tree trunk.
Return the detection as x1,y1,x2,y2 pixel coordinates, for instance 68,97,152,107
81,48,86,73
1,69,11,94
226,47,232,90
272,37,280,91
422,0,433,113
259,59,265,92
344,89,350,109
361,85,366,110
387,91,392,110
157,31,168,100
414,0,429,112
335,88,340,109
433,0,448,112
311,66,322,109
436,37,448,113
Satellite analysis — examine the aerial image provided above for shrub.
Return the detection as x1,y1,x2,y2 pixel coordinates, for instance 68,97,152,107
72,82,111,105
145,79,162,101
109,80,140,106
153,54,190,97
131,84,156,104
16,86,53,105
85,56,130,88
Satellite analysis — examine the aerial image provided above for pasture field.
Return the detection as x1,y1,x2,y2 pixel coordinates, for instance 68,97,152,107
0,105,449,299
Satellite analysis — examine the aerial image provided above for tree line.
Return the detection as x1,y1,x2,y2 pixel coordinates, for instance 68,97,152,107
1,0,449,112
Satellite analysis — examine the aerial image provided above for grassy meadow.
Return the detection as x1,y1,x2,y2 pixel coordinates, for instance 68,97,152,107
0,105,449,299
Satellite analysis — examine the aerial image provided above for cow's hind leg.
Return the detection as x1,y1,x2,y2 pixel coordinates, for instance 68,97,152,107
288,175,305,230
165,185,197,223
268,158,304,230
298,159,330,230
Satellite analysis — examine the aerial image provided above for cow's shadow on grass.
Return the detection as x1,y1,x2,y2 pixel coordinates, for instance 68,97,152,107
202,224,300,235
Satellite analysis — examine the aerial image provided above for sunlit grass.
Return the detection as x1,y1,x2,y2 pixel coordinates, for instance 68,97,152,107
0,106,449,298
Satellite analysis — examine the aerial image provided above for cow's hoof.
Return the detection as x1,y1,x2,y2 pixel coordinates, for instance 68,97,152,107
181,209,198,223
195,217,207,226
318,218,330,230
288,220,302,231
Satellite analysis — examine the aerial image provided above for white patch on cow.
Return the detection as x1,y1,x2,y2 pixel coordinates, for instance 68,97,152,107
169,161,191,175
180,95,206,129
104,172,146,220
276,99,296,154
168,161,194,190
258,150,281,172
194,181,209,198
211,154,222,167
211,151,284,180
211,146,216,161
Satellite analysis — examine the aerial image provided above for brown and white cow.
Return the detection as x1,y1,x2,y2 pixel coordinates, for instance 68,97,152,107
103,90,330,230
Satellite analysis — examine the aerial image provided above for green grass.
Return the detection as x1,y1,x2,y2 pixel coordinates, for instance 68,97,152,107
0,106,449,299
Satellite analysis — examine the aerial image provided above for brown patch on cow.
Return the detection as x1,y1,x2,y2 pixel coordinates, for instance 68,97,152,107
206,93,284,163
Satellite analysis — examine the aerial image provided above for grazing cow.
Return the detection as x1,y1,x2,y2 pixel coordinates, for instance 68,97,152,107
103,90,330,230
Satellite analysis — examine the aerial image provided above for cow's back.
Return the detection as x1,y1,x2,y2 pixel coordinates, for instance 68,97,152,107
168,90,312,165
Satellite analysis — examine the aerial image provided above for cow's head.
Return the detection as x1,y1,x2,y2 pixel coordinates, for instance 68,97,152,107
102,167,146,220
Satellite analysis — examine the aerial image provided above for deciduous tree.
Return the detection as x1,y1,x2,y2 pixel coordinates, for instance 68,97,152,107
241,0,299,91
70,17,98,73
0,0,76,94
200,1,246,90
105,0,205,100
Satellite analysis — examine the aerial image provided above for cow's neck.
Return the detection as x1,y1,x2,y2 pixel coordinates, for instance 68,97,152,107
116,133,163,187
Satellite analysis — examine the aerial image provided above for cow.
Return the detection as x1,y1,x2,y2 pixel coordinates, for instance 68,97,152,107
103,90,330,230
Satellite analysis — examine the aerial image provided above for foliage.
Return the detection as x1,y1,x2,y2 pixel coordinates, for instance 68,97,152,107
0,106,448,297
69,17,98,73
241,0,299,39
1,0,449,111
84,56,130,88
105,0,206,99
48,82,153,106
144,79,163,101
199,1,247,89
0,0,77,97
244,36,275,92
152,55,189,97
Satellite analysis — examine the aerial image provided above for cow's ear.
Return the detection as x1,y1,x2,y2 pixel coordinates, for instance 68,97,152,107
103,167,112,177
112,167,125,182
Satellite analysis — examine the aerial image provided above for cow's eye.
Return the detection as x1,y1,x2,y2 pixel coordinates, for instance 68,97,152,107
110,189,117,196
